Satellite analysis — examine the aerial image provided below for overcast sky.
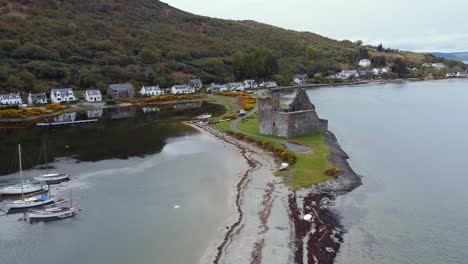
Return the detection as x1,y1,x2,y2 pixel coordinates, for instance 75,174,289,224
165,0,467,52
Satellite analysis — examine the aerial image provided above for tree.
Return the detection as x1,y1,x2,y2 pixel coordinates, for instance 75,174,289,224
373,55,386,67
358,47,369,60
391,58,408,77
355,40,363,46
377,44,383,52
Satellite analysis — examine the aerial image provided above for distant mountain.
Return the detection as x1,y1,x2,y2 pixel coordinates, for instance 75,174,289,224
431,52,468,62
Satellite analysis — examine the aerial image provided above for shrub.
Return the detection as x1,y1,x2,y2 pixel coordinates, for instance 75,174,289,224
46,103,66,111
324,167,341,177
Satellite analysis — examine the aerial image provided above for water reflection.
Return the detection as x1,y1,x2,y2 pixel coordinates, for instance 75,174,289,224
0,102,225,176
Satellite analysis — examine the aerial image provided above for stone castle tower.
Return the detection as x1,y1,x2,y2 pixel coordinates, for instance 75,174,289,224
258,88,328,138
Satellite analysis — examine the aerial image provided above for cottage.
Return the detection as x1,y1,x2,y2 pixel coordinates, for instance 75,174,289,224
243,80,258,89
336,70,360,79
259,81,278,88
50,88,76,103
188,79,203,90
423,63,447,70
207,83,227,93
27,93,47,105
140,86,165,96
359,59,371,67
171,85,195,95
0,93,22,105
227,82,245,91
293,74,308,85
107,83,136,99
85,90,102,102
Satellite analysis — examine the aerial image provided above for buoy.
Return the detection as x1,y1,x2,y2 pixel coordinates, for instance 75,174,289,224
303,214,312,221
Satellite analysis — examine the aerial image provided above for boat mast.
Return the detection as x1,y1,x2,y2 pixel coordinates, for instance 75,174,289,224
18,144,24,200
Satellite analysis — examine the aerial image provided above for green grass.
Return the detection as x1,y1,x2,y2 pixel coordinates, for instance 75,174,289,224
205,94,240,122
214,120,232,132
236,114,333,189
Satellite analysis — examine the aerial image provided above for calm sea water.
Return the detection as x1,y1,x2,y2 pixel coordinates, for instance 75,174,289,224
286,80,468,264
0,104,244,264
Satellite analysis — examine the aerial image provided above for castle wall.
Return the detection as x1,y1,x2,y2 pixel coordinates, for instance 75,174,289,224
277,110,328,138
258,89,328,138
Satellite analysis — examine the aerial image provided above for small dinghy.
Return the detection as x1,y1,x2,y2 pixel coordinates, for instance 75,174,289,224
34,173,69,184
5,195,55,209
279,163,289,171
27,206,75,221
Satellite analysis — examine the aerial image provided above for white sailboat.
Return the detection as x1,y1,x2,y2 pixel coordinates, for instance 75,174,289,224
27,191,75,221
6,195,55,209
33,140,70,184
0,144,47,196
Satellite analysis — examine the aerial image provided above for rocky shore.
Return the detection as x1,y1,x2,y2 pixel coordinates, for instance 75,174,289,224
189,121,361,264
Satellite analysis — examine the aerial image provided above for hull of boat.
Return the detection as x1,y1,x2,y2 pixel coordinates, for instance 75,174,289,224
0,185,45,195
6,197,55,209
28,207,75,221
33,174,70,183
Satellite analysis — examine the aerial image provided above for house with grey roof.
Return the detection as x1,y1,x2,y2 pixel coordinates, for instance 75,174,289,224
50,88,76,103
171,84,195,95
140,85,165,96
85,90,102,102
27,93,48,105
188,79,203,90
107,83,135,99
0,93,22,105
293,74,308,85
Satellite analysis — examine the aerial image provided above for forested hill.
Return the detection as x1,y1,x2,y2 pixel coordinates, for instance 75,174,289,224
0,0,462,93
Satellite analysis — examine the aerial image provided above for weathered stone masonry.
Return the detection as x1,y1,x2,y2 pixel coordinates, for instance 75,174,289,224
258,88,328,138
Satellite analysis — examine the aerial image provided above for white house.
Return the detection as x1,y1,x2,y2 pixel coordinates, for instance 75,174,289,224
140,86,165,96
243,80,258,89
27,93,47,105
50,88,76,103
359,59,371,67
85,90,102,102
227,82,245,91
259,81,278,88
171,85,195,95
423,63,447,70
293,74,308,84
336,70,360,79
0,93,22,105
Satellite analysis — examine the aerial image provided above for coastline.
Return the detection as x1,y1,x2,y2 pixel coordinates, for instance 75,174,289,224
188,121,361,264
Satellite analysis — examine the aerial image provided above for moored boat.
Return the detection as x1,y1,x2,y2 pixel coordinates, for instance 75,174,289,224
34,173,70,184
0,183,47,196
27,206,75,221
0,144,47,196
5,195,55,209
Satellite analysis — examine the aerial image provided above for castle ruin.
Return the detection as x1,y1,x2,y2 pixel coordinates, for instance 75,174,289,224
258,88,328,138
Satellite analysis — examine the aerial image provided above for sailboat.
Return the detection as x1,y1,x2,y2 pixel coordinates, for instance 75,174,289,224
0,145,47,196
27,190,75,221
33,140,70,184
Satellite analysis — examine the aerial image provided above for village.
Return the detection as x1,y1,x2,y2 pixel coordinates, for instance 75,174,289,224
1,57,467,108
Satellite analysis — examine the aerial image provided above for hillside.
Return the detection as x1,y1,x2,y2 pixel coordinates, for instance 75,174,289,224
0,0,465,93
431,52,468,62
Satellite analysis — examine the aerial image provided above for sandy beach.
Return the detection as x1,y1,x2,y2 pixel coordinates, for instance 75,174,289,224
189,122,361,264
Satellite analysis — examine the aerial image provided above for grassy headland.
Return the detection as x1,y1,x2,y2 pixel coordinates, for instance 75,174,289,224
209,96,335,189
